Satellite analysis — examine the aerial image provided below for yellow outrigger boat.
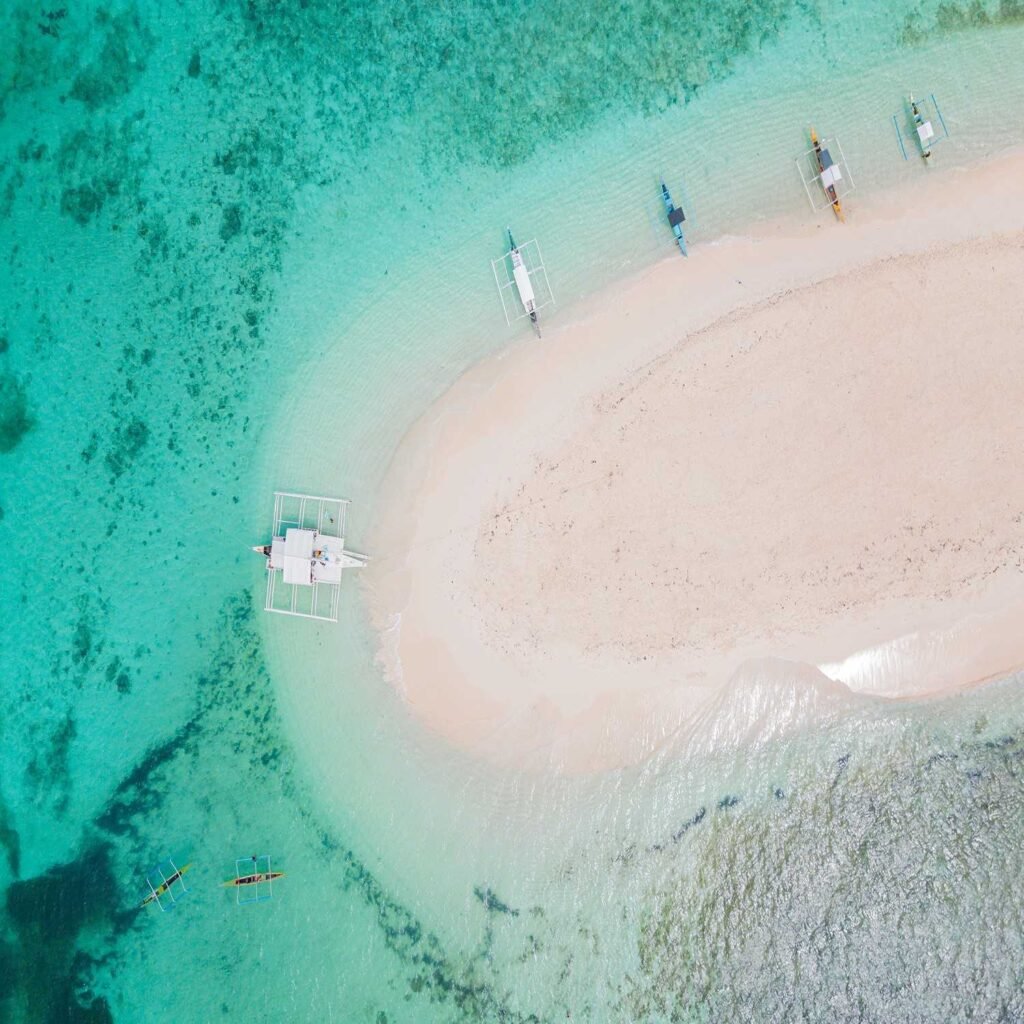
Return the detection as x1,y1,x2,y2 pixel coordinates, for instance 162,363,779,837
810,128,844,222
225,854,284,904
222,869,285,888
140,861,192,908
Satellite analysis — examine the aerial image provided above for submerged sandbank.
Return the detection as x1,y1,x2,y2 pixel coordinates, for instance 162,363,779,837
365,153,1024,773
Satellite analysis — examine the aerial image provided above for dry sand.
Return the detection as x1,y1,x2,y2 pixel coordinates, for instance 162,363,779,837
365,153,1024,772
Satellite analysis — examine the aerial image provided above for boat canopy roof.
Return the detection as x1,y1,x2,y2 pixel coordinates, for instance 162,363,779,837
668,207,686,227
269,528,354,586
282,528,314,585
820,165,843,188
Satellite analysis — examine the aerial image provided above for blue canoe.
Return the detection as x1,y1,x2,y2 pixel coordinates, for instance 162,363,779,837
661,182,687,256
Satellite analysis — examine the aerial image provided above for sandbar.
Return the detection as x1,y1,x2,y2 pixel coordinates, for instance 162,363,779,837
365,153,1024,772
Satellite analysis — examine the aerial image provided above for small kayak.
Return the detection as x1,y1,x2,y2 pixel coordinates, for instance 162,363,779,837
661,181,688,256
140,862,192,907
223,871,285,887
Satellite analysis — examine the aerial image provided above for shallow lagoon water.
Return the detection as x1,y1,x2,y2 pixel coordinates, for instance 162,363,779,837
1,1,1024,1021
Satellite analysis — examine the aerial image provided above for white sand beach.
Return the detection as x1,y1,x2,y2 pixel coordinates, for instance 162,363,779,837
365,153,1024,773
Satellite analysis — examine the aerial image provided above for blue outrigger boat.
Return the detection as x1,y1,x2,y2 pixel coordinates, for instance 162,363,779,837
661,182,688,256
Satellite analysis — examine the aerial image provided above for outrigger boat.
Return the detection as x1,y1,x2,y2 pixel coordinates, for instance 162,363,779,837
140,858,192,911
810,128,844,222
226,854,283,905
661,182,688,256
909,95,933,159
507,229,541,337
491,230,553,337
892,93,949,161
140,862,191,907
255,492,367,622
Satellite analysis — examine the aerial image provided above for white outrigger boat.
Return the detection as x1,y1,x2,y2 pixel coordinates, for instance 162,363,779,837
491,229,554,338
253,491,367,622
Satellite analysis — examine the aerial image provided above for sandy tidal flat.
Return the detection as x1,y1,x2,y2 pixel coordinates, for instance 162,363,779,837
366,155,1024,773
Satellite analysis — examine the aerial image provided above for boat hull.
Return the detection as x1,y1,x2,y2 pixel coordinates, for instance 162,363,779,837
810,129,844,222
909,96,933,159
661,184,688,256
508,228,542,337
223,871,285,887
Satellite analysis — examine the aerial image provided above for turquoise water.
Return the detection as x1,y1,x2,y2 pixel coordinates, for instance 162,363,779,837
1,1,1023,1020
